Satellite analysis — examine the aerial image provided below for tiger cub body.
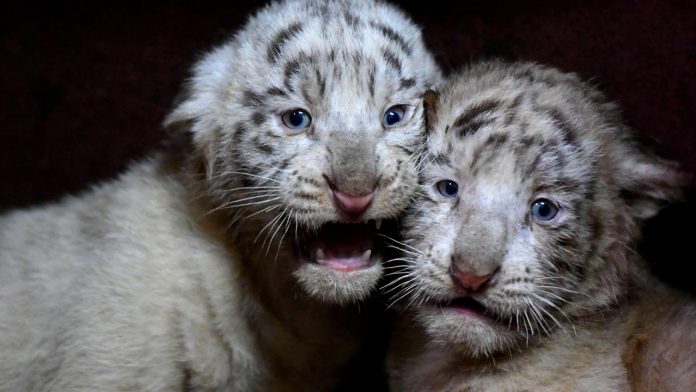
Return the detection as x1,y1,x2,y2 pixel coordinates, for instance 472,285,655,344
387,61,695,391
0,1,441,390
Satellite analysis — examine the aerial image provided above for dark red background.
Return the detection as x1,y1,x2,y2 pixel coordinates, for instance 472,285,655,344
1,1,694,287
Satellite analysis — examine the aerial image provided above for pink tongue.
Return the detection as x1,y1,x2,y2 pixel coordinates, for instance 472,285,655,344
312,224,374,271
319,255,370,271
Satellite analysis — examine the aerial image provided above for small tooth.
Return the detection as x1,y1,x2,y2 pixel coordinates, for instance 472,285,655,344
316,248,326,260
375,219,383,230
361,249,372,261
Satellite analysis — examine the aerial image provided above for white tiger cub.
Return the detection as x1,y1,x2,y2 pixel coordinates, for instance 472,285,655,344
387,61,695,391
0,1,441,390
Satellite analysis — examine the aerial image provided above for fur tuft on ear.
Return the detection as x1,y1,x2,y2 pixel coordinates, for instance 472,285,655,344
614,141,688,220
162,86,194,134
163,87,218,146
162,45,235,151
162,79,223,181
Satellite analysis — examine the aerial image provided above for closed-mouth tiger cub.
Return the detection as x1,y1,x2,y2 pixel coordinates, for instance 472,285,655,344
387,60,695,391
0,0,441,390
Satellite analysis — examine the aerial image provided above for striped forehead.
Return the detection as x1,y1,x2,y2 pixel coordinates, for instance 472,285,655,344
429,92,589,185
260,7,420,93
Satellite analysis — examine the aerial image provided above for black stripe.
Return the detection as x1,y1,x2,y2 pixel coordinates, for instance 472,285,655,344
368,65,376,98
395,144,415,156
284,59,301,92
266,87,287,97
421,195,438,205
301,83,314,107
278,155,292,170
253,136,274,154
484,133,510,149
251,112,265,126
351,52,363,67
547,108,579,148
295,192,319,201
535,178,582,194
453,99,502,136
504,93,524,126
315,68,326,99
370,21,411,55
267,22,304,63
283,52,313,92
381,49,402,74
233,123,249,147
343,11,360,26
242,90,264,108
457,118,494,138
400,77,416,89
432,153,451,166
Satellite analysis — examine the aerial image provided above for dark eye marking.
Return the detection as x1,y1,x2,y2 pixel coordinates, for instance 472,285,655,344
242,90,265,108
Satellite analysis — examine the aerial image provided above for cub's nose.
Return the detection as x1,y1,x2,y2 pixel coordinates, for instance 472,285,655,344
332,189,374,216
449,263,497,292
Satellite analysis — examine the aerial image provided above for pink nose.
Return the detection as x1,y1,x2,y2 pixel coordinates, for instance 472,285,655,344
333,190,374,216
449,264,496,292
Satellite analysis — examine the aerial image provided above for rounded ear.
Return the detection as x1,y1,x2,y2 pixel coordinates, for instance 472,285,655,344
422,89,439,135
162,81,221,180
162,86,195,135
162,45,234,152
163,84,217,143
614,142,688,220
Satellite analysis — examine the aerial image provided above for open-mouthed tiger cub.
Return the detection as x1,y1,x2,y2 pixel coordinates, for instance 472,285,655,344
387,61,695,391
0,0,441,390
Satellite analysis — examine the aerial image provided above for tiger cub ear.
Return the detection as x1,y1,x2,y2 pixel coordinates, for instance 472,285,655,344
614,140,689,220
423,89,440,135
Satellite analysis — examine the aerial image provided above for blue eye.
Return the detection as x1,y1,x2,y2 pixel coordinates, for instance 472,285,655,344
531,199,559,221
281,109,311,129
436,180,459,198
383,105,406,127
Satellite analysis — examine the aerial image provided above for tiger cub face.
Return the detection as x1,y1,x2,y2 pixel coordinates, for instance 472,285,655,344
396,61,683,357
165,0,441,303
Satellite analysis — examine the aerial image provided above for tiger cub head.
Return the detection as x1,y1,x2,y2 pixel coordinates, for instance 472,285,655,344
396,60,684,357
165,0,441,304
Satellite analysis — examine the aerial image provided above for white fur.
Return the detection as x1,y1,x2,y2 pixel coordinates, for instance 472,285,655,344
0,0,442,390
388,61,695,391
1,158,263,390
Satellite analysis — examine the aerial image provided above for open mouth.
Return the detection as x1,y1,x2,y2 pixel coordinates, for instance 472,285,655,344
437,296,518,329
295,219,392,272
446,297,489,317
